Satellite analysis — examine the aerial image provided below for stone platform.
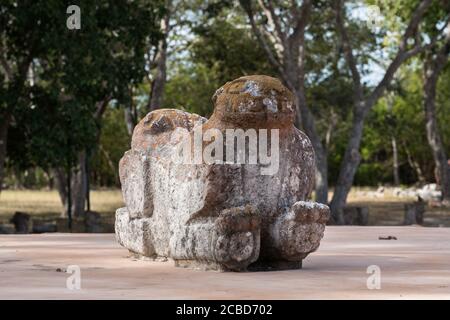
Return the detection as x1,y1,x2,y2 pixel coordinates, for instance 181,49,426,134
0,226,449,299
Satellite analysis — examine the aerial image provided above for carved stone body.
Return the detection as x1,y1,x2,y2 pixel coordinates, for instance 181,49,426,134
116,75,330,271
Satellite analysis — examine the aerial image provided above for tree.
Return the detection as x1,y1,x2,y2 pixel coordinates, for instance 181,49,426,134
239,0,330,204
163,3,277,117
0,0,46,194
330,0,448,223
147,0,172,112
422,20,450,203
0,1,164,220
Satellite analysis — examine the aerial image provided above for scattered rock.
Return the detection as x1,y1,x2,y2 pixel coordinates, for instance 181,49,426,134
56,213,115,233
379,236,397,240
32,220,57,233
417,184,441,201
404,201,425,225
10,212,31,234
391,184,442,201
85,211,103,233
56,218,86,233
343,206,369,226
0,224,15,234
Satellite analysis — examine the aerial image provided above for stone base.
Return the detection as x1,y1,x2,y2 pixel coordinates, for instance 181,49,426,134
173,259,302,272
248,260,302,271
174,259,230,272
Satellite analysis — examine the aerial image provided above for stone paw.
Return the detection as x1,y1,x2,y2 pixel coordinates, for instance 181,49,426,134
290,201,330,224
271,201,329,261
213,205,261,271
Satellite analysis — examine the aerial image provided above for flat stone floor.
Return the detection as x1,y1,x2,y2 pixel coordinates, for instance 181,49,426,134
0,226,449,299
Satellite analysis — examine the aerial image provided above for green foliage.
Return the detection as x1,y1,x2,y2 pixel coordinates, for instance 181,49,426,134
356,63,450,185
1,0,164,173
191,16,276,85
1,0,449,189
90,108,130,186
164,5,276,117
164,63,220,116
8,88,97,170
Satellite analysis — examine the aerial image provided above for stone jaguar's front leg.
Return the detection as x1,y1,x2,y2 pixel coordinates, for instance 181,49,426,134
269,201,330,264
170,205,261,271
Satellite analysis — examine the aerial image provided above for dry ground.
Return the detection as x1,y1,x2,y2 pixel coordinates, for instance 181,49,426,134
1,188,449,226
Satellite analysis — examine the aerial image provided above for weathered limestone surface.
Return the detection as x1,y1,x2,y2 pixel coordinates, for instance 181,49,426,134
116,75,330,271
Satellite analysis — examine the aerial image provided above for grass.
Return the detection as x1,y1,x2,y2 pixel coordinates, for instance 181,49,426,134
0,189,124,220
1,187,449,226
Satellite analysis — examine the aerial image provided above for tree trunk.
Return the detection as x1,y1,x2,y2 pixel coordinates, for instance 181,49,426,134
392,136,400,186
293,89,328,204
71,151,87,218
423,41,450,202
124,104,137,136
0,113,10,194
314,150,328,204
239,0,325,202
404,201,425,225
330,107,366,224
53,151,87,218
404,143,426,184
53,167,68,216
148,11,170,112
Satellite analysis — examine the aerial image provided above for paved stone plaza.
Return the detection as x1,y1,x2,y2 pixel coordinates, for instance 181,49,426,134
0,226,449,299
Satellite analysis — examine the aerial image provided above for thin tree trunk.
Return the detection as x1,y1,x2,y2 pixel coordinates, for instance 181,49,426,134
148,10,170,112
53,151,87,218
314,151,329,204
423,34,450,202
404,142,426,184
71,151,87,218
66,162,72,230
386,93,400,186
53,167,68,216
85,152,90,212
124,104,137,136
0,113,10,194
392,136,400,186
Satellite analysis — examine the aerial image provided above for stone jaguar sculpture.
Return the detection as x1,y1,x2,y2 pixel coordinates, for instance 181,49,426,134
116,75,330,271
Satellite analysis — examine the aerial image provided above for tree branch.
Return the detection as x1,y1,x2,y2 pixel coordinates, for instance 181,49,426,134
335,0,363,102
0,43,13,82
398,0,434,51
94,95,112,120
289,0,312,44
366,0,436,108
239,0,285,78
258,0,287,46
